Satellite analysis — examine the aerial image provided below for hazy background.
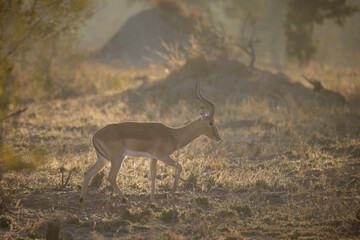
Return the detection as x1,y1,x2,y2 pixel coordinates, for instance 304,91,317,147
79,1,144,50
78,0,360,66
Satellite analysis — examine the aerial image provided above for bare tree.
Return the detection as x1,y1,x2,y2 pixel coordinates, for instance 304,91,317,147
238,12,259,70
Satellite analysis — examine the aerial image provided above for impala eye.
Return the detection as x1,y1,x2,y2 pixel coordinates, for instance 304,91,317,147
209,122,214,127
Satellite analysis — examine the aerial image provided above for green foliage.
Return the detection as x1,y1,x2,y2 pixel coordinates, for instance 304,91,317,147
285,0,359,65
0,0,97,118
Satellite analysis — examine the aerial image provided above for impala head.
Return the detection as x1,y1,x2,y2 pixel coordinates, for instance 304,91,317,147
196,80,222,143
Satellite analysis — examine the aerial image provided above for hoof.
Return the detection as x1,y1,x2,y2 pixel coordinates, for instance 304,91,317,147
122,198,127,204
79,197,83,203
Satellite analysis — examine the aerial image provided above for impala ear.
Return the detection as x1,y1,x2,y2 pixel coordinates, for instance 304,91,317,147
199,106,206,120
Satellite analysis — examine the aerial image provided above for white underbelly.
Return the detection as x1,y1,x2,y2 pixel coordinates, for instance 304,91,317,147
125,149,156,159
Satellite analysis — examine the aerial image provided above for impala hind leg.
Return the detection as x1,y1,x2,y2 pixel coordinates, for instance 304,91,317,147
150,158,157,202
80,155,109,204
107,152,127,203
158,156,182,195
172,162,182,194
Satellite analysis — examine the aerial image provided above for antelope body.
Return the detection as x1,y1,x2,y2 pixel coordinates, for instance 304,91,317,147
80,82,221,204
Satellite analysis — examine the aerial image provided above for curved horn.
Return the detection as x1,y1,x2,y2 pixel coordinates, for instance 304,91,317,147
195,80,215,118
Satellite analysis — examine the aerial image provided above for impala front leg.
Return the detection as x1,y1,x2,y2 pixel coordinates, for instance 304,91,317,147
107,152,127,203
80,156,108,206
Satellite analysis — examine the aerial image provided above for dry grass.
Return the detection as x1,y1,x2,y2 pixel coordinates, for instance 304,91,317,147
1,58,360,239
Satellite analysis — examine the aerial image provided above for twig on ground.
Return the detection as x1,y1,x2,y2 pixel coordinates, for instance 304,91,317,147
0,107,27,122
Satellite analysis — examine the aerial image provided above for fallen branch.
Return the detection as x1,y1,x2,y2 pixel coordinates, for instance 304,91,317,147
0,107,27,122
302,74,347,103
302,75,323,91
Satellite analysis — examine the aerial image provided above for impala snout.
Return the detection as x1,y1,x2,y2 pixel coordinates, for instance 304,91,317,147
212,125,222,144
214,131,222,143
